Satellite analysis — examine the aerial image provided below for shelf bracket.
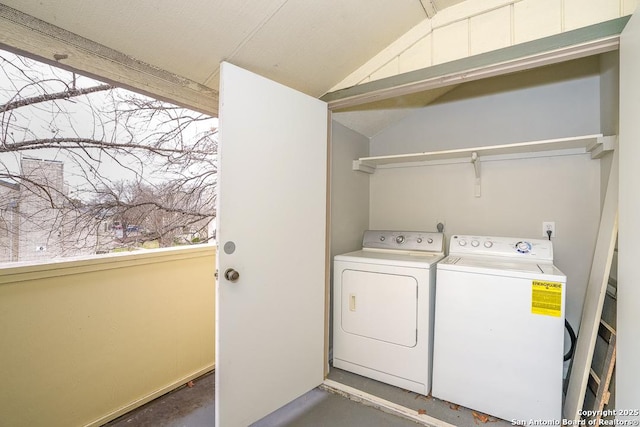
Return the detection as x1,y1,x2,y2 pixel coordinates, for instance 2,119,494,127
352,159,375,174
588,135,617,159
471,151,481,197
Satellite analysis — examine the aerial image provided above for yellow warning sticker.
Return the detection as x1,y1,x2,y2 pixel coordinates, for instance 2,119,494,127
531,280,563,317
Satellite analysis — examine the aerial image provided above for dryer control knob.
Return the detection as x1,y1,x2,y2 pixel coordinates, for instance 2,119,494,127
417,238,423,243
396,235,405,244
427,238,433,244
484,241,493,248
379,236,385,242
471,240,480,247
458,239,467,246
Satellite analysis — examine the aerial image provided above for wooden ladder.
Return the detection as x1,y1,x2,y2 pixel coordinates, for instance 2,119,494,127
584,241,618,423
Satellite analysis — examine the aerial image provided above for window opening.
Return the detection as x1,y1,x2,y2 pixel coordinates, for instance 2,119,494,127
0,49,217,264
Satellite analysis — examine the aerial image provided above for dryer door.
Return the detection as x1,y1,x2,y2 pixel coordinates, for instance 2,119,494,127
341,269,418,347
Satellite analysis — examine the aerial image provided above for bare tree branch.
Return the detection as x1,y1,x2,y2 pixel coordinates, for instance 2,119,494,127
1,137,210,155
1,84,114,113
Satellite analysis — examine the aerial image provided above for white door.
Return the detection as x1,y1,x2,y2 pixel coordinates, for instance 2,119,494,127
618,8,640,412
215,62,328,426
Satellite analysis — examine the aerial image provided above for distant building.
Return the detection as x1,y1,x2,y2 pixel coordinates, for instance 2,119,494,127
16,157,67,262
0,156,212,264
0,157,112,263
0,179,19,262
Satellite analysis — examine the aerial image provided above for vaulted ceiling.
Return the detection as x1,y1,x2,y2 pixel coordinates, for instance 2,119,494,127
0,1,628,138
0,0,465,99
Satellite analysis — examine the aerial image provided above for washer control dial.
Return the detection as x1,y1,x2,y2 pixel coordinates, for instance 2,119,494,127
458,239,467,246
396,235,405,244
484,241,493,248
471,240,479,247
417,237,423,243
516,241,532,253
379,236,385,242
427,238,433,244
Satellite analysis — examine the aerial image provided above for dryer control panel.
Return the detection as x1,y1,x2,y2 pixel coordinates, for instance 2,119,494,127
449,235,553,261
363,230,444,253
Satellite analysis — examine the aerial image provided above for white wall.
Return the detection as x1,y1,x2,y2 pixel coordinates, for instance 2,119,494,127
599,51,620,208
617,6,640,413
367,57,604,346
600,51,620,138
329,121,370,358
330,121,370,258
370,56,601,156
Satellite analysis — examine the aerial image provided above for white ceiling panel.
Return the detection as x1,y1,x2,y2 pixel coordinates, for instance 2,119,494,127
0,0,288,85
1,0,426,97
216,0,426,96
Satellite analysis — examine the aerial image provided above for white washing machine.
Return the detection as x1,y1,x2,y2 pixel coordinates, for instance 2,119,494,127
332,230,444,395
432,235,567,423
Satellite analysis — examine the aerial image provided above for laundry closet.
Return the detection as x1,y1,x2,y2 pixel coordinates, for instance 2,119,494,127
215,15,639,425
328,48,620,417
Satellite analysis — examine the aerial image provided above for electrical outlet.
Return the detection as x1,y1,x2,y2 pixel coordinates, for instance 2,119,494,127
542,221,556,238
436,219,446,233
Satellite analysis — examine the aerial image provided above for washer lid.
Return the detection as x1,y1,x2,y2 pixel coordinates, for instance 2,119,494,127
335,249,444,268
438,255,566,281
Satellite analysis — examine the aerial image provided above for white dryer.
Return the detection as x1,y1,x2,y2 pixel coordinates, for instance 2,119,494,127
432,235,566,422
333,230,444,395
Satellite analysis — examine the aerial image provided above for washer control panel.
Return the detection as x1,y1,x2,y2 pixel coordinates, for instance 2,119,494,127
363,230,444,253
449,235,553,261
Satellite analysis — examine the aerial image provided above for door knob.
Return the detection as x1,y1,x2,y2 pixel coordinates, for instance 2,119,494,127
224,268,240,282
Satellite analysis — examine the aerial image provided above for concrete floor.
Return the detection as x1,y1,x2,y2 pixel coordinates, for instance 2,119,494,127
103,371,422,427
103,368,519,426
327,368,513,427
252,387,422,427
104,372,216,427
